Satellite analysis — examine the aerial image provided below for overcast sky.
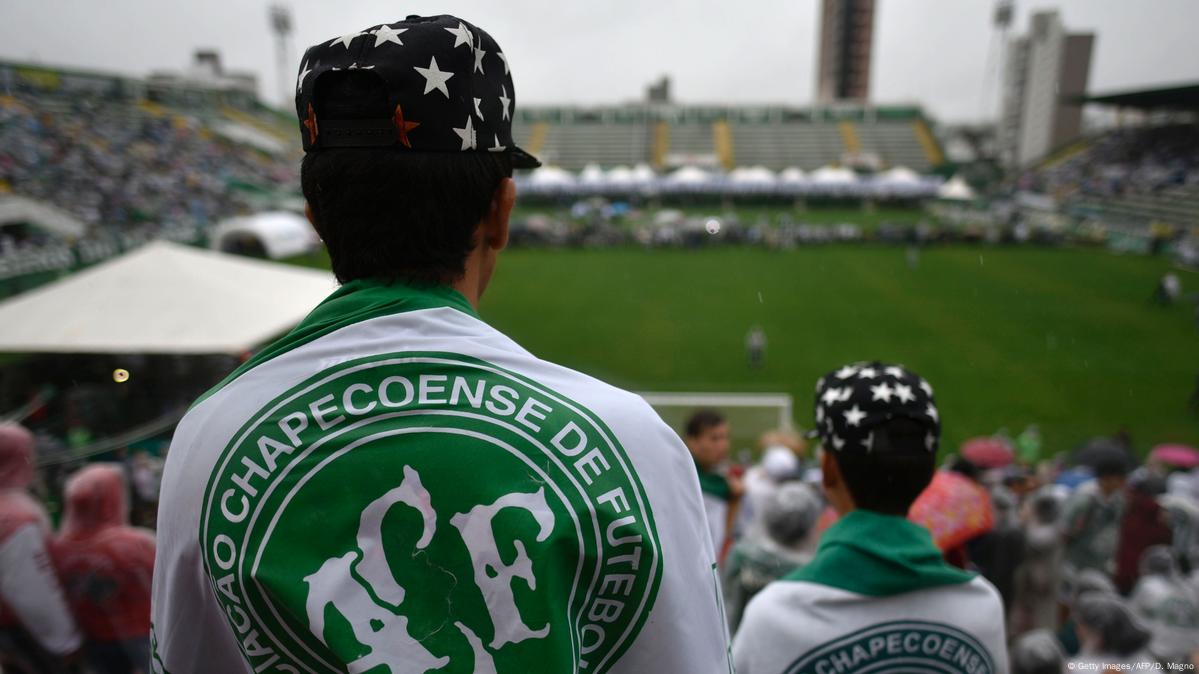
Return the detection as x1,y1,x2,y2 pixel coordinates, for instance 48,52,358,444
2,0,1196,123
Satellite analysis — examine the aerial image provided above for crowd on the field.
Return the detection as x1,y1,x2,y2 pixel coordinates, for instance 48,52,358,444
0,92,294,245
1019,123,1199,199
689,409,1199,672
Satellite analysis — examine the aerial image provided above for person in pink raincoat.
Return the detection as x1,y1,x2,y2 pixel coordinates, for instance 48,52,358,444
53,463,156,674
0,424,82,672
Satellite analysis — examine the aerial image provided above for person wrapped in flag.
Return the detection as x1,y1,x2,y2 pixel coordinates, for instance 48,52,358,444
148,14,730,674
684,409,743,558
732,362,1008,674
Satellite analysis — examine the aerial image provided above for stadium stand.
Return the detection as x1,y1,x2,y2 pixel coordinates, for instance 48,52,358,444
1019,82,1199,229
666,121,716,165
514,105,945,172
0,60,297,238
1023,122,1199,228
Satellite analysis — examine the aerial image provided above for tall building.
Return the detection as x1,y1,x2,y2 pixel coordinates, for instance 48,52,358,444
998,10,1093,167
816,0,876,103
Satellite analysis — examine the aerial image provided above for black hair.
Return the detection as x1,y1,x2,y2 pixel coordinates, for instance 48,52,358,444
947,455,982,482
684,409,727,439
1094,457,1129,479
832,417,935,516
300,71,513,286
1030,491,1060,525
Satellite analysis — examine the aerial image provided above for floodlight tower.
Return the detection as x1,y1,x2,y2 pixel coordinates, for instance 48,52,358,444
269,4,294,108
982,0,1015,120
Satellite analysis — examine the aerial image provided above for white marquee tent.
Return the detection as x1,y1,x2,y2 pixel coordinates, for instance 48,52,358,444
729,166,778,185
664,166,712,184
210,211,321,260
528,165,577,187
778,167,807,184
878,166,922,184
0,241,335,354
938,175,977,201
810,166,859,184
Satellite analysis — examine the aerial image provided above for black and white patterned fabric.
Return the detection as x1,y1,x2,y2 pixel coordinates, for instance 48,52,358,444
812,361,940,454
295,14,539,167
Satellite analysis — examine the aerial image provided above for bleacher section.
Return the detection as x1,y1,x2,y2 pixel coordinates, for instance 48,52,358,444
524,121,652,169
513,105,945,172
666,122,715,163
728,122,845,170
1073,183,1199,228
1030,122,1199,229
856,122,937,171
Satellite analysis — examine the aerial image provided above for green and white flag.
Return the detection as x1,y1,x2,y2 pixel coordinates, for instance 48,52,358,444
732,510,1008,674
150,281,732,674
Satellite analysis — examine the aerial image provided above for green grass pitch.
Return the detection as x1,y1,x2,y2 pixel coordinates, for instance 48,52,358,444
291,245,1198,460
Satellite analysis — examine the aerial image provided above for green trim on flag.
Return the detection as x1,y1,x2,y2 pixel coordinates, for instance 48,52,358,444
786,510,974,597
193,280,477,408
149,624,172,674
695,464,732,501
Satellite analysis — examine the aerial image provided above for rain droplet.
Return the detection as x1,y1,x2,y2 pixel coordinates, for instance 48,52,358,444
705,218,721,235
979,255,984,266
113,368,130,383
757,292,764,304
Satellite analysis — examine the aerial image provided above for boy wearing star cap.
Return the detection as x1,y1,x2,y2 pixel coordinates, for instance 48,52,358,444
150,15,730,674
732,362,1008,674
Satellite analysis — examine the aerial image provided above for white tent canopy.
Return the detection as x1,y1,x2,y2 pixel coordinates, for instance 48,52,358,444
0,241,335,354
665,166,712,184
528,165,576,187
810,166,858,184
778,167,807,183
938,175,977,201
630,164,657,182
605,165,635,185
729,166,777,184
579,163,606,184
210,211,321,260
879,166,921,184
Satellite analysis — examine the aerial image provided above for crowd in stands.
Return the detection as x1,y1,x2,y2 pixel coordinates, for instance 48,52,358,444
0,91,295,249
1020,123,1199,200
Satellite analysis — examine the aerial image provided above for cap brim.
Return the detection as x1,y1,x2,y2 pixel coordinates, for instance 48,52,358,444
511,146,541,169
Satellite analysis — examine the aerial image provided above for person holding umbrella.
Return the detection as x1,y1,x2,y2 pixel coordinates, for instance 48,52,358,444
732,362,1008,674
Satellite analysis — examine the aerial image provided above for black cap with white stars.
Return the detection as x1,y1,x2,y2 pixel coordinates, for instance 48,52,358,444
295,14,540,168
810,361,940,454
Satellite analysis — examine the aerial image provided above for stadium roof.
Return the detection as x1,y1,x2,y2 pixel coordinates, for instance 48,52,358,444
1074,82,1199,110
0,241,335,354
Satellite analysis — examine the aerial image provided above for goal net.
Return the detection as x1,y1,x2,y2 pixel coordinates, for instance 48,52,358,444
636,391,797,459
